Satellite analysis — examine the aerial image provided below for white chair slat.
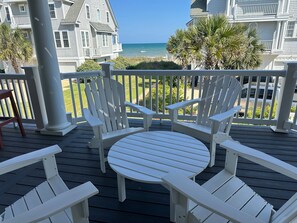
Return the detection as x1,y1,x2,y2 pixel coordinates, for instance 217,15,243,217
208,76,224,121
214,76,231,115
117,81,129,128
258,204,274,223
24,189,51,223
103,78,118,131
201,77,217,126
36,181,72,223
241,194,272,220
272,192,297,223
96,78,113,132
3,206,13,221
10,197,27,217
204,184,256,223
88,81,107,133
110,79,123,130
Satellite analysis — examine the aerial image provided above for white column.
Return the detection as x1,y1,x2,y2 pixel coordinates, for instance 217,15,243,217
27,0,75,135
226,0,230,17
271,62,297,133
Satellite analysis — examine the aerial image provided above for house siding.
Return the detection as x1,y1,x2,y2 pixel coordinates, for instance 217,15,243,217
0,0,121,72
190,0,297,70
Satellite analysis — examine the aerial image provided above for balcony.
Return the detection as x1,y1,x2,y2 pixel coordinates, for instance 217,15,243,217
113,43,123,53
10,15,31,29
232,1,287,21
260,39,273,51
1,64,297,221
83,48,102,58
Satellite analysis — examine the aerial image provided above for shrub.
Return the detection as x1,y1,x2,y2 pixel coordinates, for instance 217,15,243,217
76,60,101,72
127,61,182,70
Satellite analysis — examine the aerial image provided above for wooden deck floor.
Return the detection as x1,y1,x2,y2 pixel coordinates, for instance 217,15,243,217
1,121,297,222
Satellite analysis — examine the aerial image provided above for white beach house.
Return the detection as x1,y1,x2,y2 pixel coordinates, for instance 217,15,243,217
0,0,122,72
189,0,297,70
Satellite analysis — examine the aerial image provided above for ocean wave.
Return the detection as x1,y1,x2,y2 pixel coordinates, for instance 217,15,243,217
140,50,147,53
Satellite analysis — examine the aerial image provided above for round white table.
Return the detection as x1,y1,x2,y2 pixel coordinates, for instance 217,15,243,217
108,131,210,202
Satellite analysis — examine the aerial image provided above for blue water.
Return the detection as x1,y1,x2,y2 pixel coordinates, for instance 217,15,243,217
120,43,169,58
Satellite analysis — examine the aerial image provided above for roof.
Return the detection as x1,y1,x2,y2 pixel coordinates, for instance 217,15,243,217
90,22,114,33
61,0,85,24
190,0,208,17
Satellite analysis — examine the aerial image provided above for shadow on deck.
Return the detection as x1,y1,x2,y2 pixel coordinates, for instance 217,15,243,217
1,120,297,222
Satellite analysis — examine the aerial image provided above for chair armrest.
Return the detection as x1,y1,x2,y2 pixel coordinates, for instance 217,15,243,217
124,102,156,116
221,140,297,181
209,106,241,123
83,108,104,127
162,173,263,223
3,181,99,223
166,98,202,110
0,145,61,175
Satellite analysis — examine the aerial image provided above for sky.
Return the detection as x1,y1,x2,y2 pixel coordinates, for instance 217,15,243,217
109,0,191,44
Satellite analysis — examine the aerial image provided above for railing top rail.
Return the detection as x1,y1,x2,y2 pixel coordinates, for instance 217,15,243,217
0,73,26,80
60,70,104,79
112,69,287,77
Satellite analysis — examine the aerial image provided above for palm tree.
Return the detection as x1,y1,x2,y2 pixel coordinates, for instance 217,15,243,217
167,29,194,69
0,24,33,73
187,15,250,70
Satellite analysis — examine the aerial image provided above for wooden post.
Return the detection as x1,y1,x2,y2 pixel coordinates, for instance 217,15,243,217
271,62,297,133
101,63,114,79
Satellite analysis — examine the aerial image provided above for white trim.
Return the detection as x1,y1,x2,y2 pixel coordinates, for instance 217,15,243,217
54,30,71,48
106,11,110,23
4,6,11,22
19,4,26,13
102,33,109,47
85,4,90,19
48,3,57,19
80,30,90,48
285,21,297,38
97,8,101,22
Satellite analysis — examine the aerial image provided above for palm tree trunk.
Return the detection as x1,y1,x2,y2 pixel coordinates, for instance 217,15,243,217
11,58,20,73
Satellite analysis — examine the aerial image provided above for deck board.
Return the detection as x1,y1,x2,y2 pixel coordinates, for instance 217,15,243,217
1,121,297,222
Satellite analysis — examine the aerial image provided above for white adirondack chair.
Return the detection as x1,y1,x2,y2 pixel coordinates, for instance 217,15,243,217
0,145,98,223
166,76,242,167
84,77,155,173
163,140,297,223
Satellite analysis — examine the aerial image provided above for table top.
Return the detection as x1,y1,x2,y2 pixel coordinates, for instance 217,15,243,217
108,131,210,184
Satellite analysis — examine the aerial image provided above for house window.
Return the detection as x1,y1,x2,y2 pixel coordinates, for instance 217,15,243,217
54,31,70,48
48,3,56,19
112,35,116,45
286,21,295,37
19,4,26,13
97,9,101,21
5,7,11,22
102,34,108,47
81,31,90,48
106,11,109,23
86,5,90,19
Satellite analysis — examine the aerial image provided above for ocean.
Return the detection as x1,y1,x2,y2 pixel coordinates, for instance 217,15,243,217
120,43,169,58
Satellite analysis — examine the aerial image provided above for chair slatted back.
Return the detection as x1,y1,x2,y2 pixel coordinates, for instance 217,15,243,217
85,78,129,133
196,76,242,128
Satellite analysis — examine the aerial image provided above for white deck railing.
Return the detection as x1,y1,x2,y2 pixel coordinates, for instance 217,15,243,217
235,3,278,17
2,63,297,133
111,69,286,125
0,73,35,123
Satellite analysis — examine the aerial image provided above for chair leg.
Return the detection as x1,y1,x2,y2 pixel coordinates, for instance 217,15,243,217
209,140,216,167
10,94,25,137
99,145,106,173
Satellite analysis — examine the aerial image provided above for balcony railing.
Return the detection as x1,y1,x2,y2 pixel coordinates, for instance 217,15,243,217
0,73,35,123
4,63,297,133
260,40,273,51
235,3,278,17
83,48,101,58
113,43,123,52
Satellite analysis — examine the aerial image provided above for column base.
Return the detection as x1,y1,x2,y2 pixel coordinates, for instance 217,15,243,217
270,126,289,133
40,124,77,136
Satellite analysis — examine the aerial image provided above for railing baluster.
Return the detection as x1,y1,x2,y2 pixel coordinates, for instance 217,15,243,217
260,77,270,119
69,78,77,119
18,79,29,119
24,80,34,119
156,75,159,114
149,75,152,110
129,75,132,103
135,75,139,104
252,76,261,119
11,80,23,118
269,76,279,120
77,78,84,119
142,76,146,107
169,75,173,105
162,75,166,114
